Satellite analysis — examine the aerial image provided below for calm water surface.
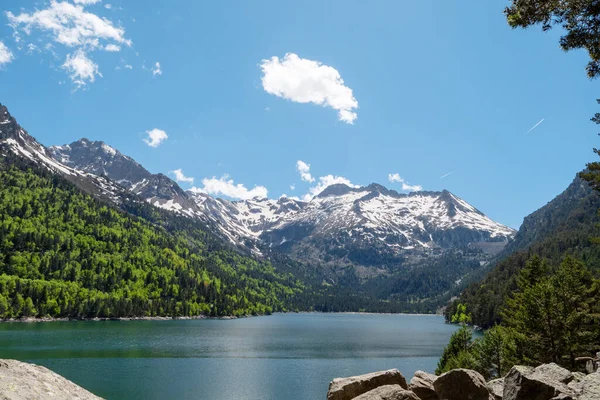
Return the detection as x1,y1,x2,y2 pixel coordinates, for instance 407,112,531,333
0,313,459,400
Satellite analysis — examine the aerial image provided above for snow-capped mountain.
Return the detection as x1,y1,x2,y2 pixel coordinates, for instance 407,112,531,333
0,104,126,205
189,183,515,271
49,136,516,276
49,139,201,218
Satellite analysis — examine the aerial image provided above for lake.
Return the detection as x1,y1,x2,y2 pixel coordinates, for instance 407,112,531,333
0,313,459,400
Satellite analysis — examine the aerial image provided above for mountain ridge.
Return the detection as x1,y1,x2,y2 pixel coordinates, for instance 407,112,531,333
49,135,515,283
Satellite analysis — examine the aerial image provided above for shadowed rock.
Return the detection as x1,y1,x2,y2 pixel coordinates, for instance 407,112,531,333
327,369,408,400
503,365,575,400
0,359,102,400
433,368,492,400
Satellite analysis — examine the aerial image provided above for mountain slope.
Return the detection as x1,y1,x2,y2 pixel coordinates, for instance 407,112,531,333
447,175,600,328
51,138,515,276
49,139,202,218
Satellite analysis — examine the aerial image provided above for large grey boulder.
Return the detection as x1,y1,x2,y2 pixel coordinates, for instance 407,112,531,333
487,378,504,400
433,368,492,400
352,385,421,400
569,371,600,400
408,370,438,400
327,369,408,400
534,363,574,384
0,359,102,400
503,365,575,400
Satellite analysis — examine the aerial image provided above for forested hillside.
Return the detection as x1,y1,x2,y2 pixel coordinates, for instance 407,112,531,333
445,175,600,328
0,155,313,318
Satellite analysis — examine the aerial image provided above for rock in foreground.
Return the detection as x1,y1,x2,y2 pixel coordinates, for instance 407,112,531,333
352,385,420,400
433,368,492,400
0,359,102,400
327,369,408,400
408,370,438,400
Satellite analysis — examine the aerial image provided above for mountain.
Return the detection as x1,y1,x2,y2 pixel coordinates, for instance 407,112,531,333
51,137,515,280
189,183,514,274
47,134,515,309
0,105,130,206
49,139,201,218
447,175,600,328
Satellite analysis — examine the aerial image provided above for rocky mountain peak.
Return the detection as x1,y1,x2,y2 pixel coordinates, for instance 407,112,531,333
316,183,356,198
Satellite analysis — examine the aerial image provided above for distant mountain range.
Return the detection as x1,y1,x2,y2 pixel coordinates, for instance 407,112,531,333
49,136,515,277
1,102,516,307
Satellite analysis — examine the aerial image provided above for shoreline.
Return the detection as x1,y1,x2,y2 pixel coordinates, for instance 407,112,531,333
0,311,442,323
0,315,243,323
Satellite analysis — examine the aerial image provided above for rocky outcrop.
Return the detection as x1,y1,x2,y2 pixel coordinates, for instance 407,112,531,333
327,364,600,400
433,368,492,400
0,359,102,400
408,370,438,400
503,364,575,400
327,369,408,400
352,385,420,400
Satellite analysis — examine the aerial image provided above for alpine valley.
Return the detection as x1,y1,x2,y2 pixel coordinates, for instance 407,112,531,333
0,102,517,316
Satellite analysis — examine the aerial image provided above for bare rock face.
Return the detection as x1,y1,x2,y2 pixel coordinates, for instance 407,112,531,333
327,369,408,400
503,365,575,400
0,359,102,400
409,370,438,400
487,378,504,400
352,385,421,400
433,368,492,400
569,371,600,400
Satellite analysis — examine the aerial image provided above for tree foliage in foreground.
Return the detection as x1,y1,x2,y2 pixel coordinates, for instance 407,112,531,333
505,0,600,78
436,305,518,379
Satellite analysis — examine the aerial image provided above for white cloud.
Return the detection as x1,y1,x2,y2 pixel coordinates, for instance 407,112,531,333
440,171,455,179
73,0,102,5
170,168,194,184
62,49,101,87
388,173,422,192
0,42,14,65
152,61,162,76
7,1,131,49
143,128,168,148
296,160,315,183
260,53,358,124
104,4,112,9
124,64,133,69
6,0,131,86
190,175,268,200
290,184,296,191
302,174,359,201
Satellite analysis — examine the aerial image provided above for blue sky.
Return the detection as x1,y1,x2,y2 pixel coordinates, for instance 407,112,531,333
0,0,599,229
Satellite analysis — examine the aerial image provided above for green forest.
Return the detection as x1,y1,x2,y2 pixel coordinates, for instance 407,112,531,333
0,160,309,319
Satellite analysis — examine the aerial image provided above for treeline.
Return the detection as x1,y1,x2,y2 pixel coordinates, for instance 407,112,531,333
438,256,600,378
